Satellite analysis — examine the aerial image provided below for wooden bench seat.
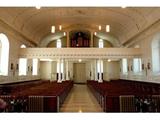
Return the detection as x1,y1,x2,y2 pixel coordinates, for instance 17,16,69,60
0,80,73,112
87,79,160,112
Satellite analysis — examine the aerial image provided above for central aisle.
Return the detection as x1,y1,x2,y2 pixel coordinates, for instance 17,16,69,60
60,84,103,112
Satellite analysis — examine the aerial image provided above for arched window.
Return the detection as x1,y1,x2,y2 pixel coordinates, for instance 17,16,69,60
19,44,27,75
56,39,61,48
0,33,9,76
32,59,38,75
152,34,160,73
122,58,128,74
99,39,104,48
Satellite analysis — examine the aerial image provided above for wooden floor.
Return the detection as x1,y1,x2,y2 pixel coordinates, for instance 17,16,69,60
60,84,103,112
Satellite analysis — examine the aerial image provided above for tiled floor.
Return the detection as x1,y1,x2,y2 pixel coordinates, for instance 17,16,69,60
60,84,103,112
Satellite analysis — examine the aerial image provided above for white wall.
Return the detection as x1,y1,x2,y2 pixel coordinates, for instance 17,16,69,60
39,60,74,81
40,61,52,80
0,20,40,84
86,61,91,80
103,61,120,81
68,62,73,80
82,60,120,81
120,20,160,83
51,61,57,81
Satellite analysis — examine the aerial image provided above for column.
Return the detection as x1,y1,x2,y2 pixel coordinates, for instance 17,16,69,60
27,59,32,79
146,58,152,81
57,59,62,83
62,59,65,81
98,60,103,83
66,60,70,80
66,31,70,47
90,61,92,80
90,61,94,80
90,31,94,47
128,58,132,79
95,59,98,81
142,59,147,80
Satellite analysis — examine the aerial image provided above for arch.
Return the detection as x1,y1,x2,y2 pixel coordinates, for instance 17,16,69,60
39,30,121,47
0,33,9,76
39,32,65,47
20,44,26,48
151,33,160,73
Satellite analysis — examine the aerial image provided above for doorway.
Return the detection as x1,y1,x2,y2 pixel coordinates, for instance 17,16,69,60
73,63,86,83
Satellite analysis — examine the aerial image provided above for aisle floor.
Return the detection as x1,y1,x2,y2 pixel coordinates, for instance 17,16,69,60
60,84,103,112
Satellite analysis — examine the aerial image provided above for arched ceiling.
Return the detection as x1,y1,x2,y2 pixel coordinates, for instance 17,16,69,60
0,7,159,46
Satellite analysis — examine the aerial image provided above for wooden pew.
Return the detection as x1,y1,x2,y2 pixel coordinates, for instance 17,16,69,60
0,80,73,112
87,79,160,112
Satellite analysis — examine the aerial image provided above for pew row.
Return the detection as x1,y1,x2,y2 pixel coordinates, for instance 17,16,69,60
0,80,73,112
87,80,160,112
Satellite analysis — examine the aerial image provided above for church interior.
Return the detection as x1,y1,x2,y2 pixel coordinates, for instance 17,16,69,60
0,7,160,112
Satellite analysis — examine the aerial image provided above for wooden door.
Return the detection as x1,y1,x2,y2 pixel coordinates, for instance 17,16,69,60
73,63,86,83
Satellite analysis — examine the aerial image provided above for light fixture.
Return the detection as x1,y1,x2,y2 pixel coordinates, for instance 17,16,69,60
107,59,111,62
121,6,126,8
59,25,62,30
106,25,110,32
63,32,66,36
94,32,97,35
78,59,82,62
99,25,101,30
78,109,82,113
51,26,55,33
36,6,41,9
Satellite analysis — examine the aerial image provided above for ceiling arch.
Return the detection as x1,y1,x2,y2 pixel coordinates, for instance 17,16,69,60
0,7,159,46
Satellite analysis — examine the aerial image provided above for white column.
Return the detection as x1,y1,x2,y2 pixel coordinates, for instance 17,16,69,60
98,60,103,83
147,58,152,81
57,59,62,83
128,58,131,79
90,61,92,80
62,59,65,81
66,60,70,80
90,61,94,80
95,59,98,81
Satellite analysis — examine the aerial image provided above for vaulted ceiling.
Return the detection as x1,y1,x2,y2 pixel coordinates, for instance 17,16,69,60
0,7,159,46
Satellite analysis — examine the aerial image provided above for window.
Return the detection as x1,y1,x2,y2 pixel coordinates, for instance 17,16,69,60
152,35,160,73
32,59,38,75
56,39,61,48
0,33,9,76
122,58,128,74
99,39,104,48
133,58,142,73
19,44,27,75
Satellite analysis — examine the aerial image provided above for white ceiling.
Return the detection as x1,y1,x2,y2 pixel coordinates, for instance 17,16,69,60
0,7,159,46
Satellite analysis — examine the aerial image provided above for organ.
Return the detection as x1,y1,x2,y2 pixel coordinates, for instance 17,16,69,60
70,31,90,47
